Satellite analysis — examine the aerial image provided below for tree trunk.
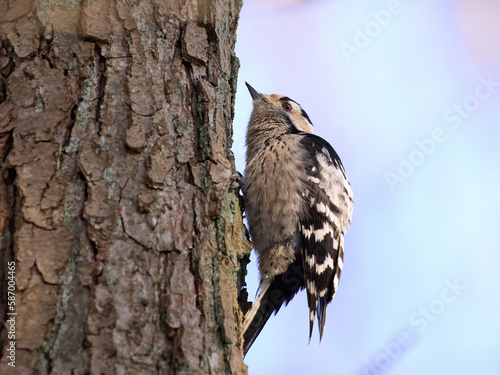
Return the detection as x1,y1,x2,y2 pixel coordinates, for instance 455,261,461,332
0,0,251,374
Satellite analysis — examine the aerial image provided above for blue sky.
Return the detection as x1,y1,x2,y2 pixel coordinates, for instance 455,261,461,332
232,0,500,374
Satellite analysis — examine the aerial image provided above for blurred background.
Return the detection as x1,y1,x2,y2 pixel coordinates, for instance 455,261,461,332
232,0,500,374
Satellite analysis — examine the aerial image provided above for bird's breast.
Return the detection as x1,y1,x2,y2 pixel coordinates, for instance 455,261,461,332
243,136,308,251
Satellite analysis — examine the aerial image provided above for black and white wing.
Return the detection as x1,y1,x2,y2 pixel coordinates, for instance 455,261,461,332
299,133,354,340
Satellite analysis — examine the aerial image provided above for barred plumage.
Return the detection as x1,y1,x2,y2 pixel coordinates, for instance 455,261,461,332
242,83,353,355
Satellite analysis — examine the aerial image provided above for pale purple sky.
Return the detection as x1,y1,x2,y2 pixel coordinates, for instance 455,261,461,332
233,1,500,374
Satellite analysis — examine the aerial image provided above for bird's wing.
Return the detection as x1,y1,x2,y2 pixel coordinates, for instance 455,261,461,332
299,133,353,340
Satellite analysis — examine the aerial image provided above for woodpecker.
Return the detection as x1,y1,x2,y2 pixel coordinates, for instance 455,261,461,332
241,83,353,355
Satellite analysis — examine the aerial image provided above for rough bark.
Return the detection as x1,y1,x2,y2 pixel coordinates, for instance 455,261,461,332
0,0,251,374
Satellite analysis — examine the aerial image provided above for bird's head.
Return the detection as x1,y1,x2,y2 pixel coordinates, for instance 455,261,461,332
245,82,314,134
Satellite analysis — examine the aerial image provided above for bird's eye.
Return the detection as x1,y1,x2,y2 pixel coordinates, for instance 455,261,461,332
282,102,292,111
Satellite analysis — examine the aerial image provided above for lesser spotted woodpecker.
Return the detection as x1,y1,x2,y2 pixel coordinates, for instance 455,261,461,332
241,83,353,355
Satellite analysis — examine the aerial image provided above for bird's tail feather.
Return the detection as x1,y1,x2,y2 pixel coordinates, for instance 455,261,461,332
242,282,273,356
242,266,305,356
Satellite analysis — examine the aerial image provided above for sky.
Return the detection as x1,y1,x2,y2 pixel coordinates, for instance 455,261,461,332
231,0,500,374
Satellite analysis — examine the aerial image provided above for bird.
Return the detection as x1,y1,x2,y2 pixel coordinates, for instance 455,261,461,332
241,82,353,356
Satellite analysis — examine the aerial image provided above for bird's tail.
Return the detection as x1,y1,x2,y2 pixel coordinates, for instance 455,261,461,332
242,282,274,356
242,267,304,356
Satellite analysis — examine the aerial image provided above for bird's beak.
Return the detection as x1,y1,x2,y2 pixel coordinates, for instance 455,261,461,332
245,82,265,102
